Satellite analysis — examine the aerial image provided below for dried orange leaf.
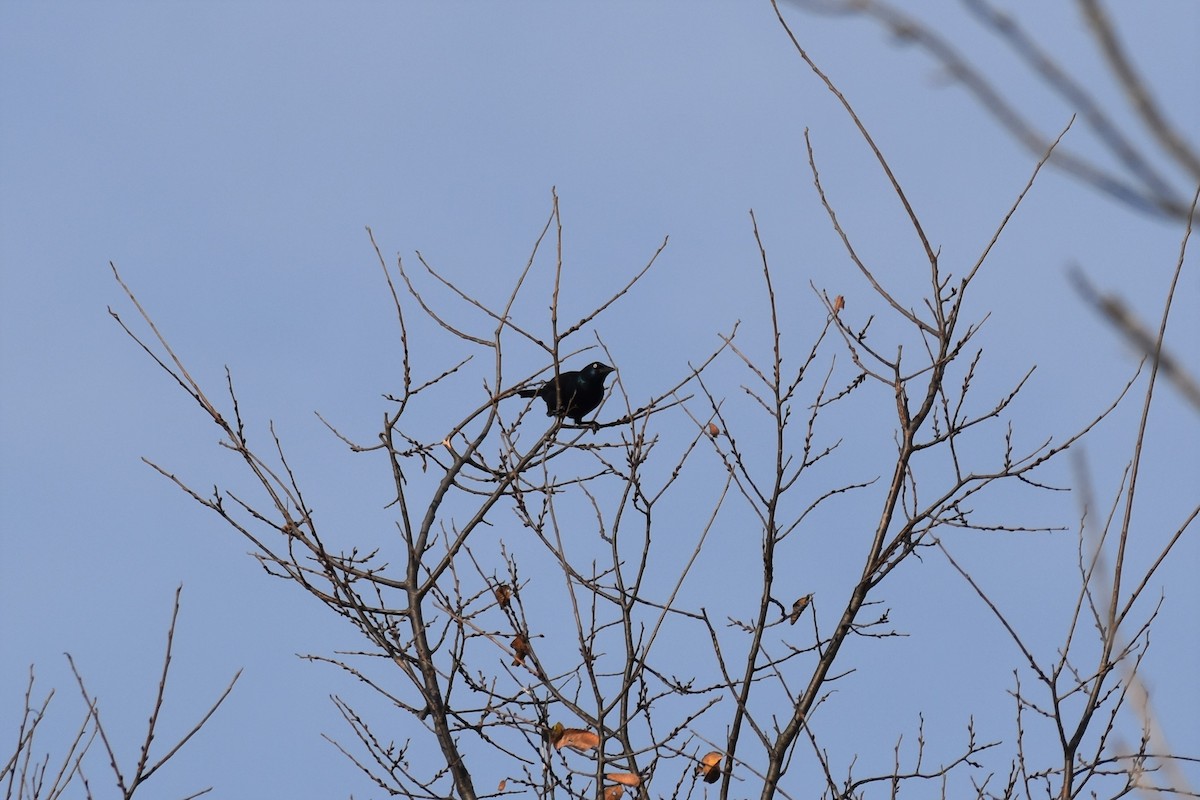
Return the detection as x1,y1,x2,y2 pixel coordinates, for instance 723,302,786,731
497,778,507,791
606,772,641,787
706,422,721,437
788,593,813,624
696,750,723,783
603,786,625,800
554,728,600,752
510,634,530,667
832,294,845,314
495,584,512,610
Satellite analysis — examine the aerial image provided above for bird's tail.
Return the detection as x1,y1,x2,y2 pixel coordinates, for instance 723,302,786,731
517,387,538,398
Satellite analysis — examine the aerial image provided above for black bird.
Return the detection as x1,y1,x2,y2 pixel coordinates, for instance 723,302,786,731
518,362,615,424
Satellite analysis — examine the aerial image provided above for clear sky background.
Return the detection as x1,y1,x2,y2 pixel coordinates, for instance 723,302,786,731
2,3,1197,798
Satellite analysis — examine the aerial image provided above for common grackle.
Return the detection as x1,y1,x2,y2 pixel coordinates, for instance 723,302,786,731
518,362,615,424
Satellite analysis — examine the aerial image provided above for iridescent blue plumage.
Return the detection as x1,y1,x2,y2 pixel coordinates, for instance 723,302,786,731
518,362,615,424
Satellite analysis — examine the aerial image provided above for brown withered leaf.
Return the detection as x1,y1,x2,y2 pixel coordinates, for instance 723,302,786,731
510,634,530,667
832,294,845,314
603,785,625,800
606,773,641,787
494,584,512,610
706,421,721,437
553,727,600,752
696,750,723,784
497,779,507,792
788,593,813,624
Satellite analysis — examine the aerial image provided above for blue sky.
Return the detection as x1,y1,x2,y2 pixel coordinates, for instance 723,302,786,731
2,3,1197,797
